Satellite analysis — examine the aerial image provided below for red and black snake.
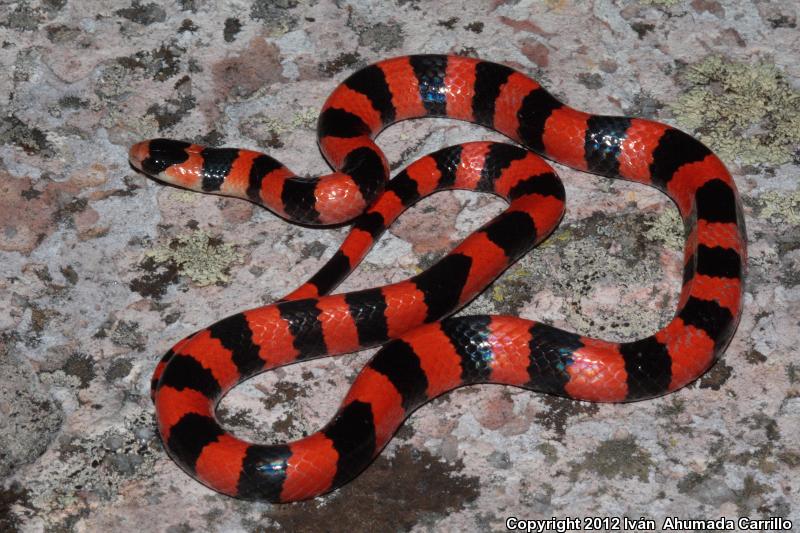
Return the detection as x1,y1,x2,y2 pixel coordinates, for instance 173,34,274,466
129,54,746,502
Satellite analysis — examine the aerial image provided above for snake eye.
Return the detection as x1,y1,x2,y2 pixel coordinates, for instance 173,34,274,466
129,138,192,175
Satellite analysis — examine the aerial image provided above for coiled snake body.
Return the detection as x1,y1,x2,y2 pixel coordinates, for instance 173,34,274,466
129,55,746,502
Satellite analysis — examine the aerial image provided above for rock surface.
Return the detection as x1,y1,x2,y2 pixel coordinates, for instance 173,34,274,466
1,0,797,531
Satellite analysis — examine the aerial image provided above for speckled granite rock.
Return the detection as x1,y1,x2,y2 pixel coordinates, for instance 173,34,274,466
1,1,798,531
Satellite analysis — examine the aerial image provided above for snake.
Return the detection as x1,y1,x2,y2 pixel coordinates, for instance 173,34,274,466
128,54,746,503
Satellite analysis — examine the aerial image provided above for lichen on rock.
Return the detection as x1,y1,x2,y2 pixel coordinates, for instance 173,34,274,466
671,56,800,166
757,190,800,226
146,230,243,286
643,207,683,249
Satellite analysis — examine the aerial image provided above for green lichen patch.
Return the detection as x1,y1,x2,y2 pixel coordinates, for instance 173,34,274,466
672,57,800,166
239,114,286,149
643,207,683,249
490,266,536,310
485,210,680,339
146,230,243,286
239,109,315,151
757,190,800,226
31,412,160,517
290,108,318,130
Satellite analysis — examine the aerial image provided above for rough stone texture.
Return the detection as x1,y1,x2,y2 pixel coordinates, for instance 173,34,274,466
1,0,797,531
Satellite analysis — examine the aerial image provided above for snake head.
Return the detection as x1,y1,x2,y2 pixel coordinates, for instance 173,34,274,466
129,138,198,184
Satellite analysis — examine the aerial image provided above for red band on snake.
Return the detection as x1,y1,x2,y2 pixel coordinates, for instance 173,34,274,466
129,54,746,502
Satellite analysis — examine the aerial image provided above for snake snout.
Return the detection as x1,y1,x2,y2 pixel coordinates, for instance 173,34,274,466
128,138,192,176
128,141,150,171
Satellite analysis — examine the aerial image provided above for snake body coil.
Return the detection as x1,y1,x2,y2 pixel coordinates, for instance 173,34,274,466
129,55,746,502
